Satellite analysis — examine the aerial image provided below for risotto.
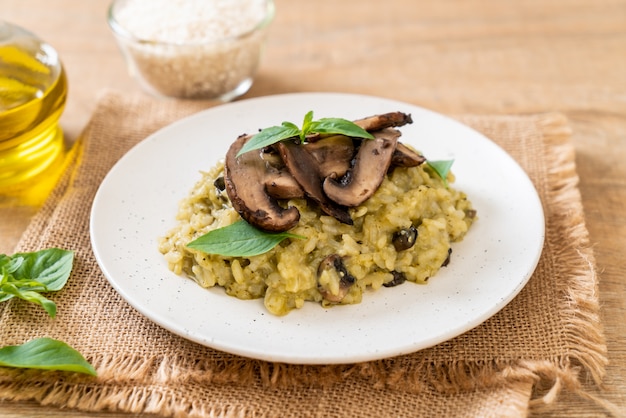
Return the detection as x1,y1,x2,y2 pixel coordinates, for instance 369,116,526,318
158,112,476,315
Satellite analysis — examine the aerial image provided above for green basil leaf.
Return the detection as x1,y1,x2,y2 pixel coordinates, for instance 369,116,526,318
0,338,96,376
187,220,306,257
3,278,47,291
281,121,299,130
427,159,455,186
3,256,24,274
236,125,301,157
10,248,74,291
0,255,10,286
0,254,10,269
236,112,375,157
311,117,375,140
0,248,74,317
0,284,57,317
0,292,12,303
301,110,315,138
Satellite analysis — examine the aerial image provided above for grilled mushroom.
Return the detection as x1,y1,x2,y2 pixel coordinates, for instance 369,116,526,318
213,176,226,191
441,248,452,267
383,271,407,288
224,134,300,232
224,111,424,230
322,128,401,207
392,226,418,251
303,134,354,179
317,254,356,303
277,139,353,225
391,143,426,167
264,168,304,199
353,111,413,132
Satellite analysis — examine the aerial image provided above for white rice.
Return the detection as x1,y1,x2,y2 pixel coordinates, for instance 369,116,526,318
111,0,271,99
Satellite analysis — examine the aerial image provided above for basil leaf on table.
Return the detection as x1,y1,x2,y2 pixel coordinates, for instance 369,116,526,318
0,285,57,317
0,248,74,317
10,248,74,291
0,338,96,376
0,248,97,376
187,220,306,257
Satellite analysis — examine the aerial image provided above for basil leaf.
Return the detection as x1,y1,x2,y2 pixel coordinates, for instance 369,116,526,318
187,220,305,257
282,121,299,130
0,248,74,317
311,117,375,139
10,248,74,291
0,338,96,376
236,112,375,157
236,125,300,157
0,284,56,317
0,254,10,270
0,250,93,376
301,110,315,139
3,255,23,274
427,159,455,186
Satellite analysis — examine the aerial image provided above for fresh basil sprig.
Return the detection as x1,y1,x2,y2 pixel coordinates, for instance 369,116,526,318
0,248,74,318
0,337,96,376
236,111,375,157
426,159,455,187
0,248,97,376
187,220,305,257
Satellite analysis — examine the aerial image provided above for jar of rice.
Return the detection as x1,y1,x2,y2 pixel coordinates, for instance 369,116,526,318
107,0,275,100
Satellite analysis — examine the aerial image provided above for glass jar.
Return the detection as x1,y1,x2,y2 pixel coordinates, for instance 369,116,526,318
107,0,274,101
0,21,68,206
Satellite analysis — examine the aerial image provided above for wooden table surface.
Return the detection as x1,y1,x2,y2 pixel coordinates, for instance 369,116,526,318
1,0,625,416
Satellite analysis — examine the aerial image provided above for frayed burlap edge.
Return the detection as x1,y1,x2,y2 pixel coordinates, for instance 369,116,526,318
524,114,615,415
0,111,614,417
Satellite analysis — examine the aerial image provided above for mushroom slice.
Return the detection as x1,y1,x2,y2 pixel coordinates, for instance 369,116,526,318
224,134,300,232
317,254,356,303
353,111,413,132
213,176,226,191
392,225,418,251
264,169,304,199
259,145,284,167
391,142,426,168
277,140,353,225
303,134,355,179
383,271,407,288
441,248,452,267
323,128,400,207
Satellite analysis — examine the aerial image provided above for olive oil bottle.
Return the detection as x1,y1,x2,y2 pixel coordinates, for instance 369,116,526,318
0,21,67,206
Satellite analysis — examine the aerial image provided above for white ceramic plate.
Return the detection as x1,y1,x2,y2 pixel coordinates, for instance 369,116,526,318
90,92,544,364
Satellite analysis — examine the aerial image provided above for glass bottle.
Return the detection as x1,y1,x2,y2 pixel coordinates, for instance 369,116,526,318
0,21,68,206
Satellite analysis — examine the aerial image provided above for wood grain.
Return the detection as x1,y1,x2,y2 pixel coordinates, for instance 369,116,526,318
1,0,625,416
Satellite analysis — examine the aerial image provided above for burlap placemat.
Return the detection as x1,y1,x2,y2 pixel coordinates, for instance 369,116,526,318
0,91,610,417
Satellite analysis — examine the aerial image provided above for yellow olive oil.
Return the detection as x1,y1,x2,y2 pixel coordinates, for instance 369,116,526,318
0,22,68,206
